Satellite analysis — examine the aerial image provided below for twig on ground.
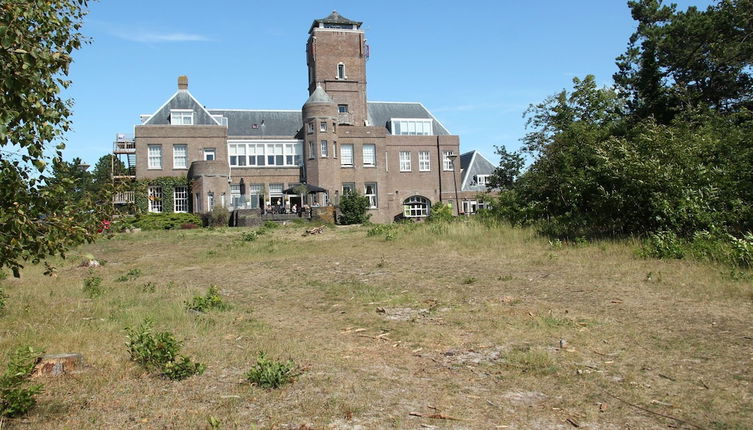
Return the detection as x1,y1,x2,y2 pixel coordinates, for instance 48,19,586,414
604,392,705,430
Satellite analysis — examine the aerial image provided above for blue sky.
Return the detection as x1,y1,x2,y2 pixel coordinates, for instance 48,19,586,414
64,0,713,168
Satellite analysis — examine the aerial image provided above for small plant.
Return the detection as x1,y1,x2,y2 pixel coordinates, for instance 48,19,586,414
186,286,227,312
262,221,280,230
376,256,386,268
0,288,7,314
1,346,44,418
245,352,300,389
125,319,205,380
142,282,156,293
207,416,222,429
116,268,142,283
504,347,557,375
461,276,477,285
498,274,513,281
240,231,258,242
83,273,104,298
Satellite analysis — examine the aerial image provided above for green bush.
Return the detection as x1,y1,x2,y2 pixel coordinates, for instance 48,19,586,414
338,192,371,225
240,231,257,242
115,268,142,282
728,233,753,267
125,319,205,381
262,221,279,230
186,286,227,312
119,213,203,231
0,288,7,314
245,352,300,389
206,206,229,227
83,273,104,298
641,231,685,259
1,347,43,418
427,201,453,223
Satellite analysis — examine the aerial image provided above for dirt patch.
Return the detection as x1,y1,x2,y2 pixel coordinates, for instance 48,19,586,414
375,306,430,321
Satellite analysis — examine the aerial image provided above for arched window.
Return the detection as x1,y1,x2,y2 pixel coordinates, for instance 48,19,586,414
337,63,345,79
403,196,431,218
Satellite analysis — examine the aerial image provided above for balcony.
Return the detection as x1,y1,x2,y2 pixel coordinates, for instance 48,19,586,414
113,134,135,153
113,191,135,204
337,112,353,125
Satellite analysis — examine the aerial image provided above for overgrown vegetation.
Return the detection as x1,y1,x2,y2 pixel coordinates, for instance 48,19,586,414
338,191,370,225
245,352,300,389
115,268,142,282
205,205,230,227
1,347,43,418
116,213,202,231
484,0,753,266
82,272,104,298
185,286,227,312
125,319,205,380
427,201,453,223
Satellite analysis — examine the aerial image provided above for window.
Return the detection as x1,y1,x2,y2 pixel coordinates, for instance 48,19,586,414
320,121,327,132
338,104,348,113
229,144,246,166
341,144,353,166
363,144,376,167
207,192,214,209
249,184,263,209
419,151,431,171
307,122,314,133
148,145,162,169
403,196,431,218
475,175,490,187
320,140,328,158
204,148,215,161
170,110,193,125
173,144,187,169
148,186,162,213
229,142,302,166
463,200,479,214
174,186,188,213
342,182,355,195
390,119,433,136
194,193,201,213
364,183,377,208
337,63,345,79
443,151,455,171
399,151,412,172
211,115,228,126
309,141,315,159
333,142,337,158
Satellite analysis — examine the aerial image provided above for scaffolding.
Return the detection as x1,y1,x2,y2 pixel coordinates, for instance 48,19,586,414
112,133,136,205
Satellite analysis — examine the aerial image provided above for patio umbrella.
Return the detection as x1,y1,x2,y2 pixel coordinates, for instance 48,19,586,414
282,183,327,194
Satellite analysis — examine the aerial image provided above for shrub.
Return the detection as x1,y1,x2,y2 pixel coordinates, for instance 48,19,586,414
338,192,371,225
186,286,227,312
120,213,203,231
115,268,142,283
0,288,6,314
240,231,257,242
728,233,753,268
641,231,685,259
83,273,104,298
206,206,229,227
142,282,156,293
245,352,300,389
1,347,44,418
427,202,453,223
262,221,280,230
125,319,205,381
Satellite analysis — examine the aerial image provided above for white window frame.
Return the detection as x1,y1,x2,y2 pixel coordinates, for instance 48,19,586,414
320,121,327,132
403,195,431,218
475,174,490,187
174,186,188,213
337,62,346,80
148,186,162,213
170,109,194,125
341,144,354,166
307,122,314,133
399,151,412,172
362,144,376,167
148,145,162,169
228,140,303,167
204,148,216,161
364,183,377,208
173,144,187,169
320,140,328,158
342,182,355,195
419,151,430,171
207,192,215,210
443,151,455,171
390,118,433,136
338,104,348,113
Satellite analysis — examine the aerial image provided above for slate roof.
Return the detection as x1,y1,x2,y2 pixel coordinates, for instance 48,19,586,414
207,110,303,137
304,86,334,105
367,102,451,135
142,90,220,126
310,11,362,32
460,150,497,192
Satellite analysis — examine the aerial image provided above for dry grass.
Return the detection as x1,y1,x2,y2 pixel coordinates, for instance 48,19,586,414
1,220,752,429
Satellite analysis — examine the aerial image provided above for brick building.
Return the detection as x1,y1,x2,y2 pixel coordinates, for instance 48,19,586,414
115,12,466,223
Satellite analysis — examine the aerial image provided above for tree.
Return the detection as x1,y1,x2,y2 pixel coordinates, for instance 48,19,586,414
0,1,110,277
487,145,524,191
91,154,125,193
338,191,371,225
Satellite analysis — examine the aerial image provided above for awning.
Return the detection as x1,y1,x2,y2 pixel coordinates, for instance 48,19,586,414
282,183,327,194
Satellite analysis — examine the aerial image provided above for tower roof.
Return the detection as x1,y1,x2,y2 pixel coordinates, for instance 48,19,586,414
303,85,335,106
310,11,362,32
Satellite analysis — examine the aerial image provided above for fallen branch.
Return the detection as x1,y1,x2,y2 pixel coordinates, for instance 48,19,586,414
409,412,461,421
603,392,705,430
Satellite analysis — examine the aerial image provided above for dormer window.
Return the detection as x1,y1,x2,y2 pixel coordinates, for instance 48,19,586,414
337,63,346,80
170,109,193,125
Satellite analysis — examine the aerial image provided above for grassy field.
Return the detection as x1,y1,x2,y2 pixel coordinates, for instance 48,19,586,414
1,220,752,429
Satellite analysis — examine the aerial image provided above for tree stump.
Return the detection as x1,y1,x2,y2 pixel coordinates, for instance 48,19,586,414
32,353,84,377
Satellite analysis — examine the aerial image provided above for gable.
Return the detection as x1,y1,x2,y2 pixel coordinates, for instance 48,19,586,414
143,91,221,126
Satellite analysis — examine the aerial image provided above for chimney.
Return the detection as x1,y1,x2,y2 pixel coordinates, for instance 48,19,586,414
177,75,188,90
